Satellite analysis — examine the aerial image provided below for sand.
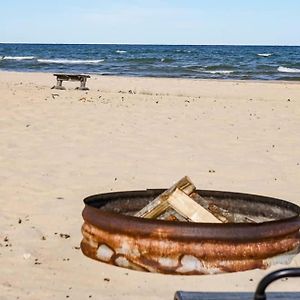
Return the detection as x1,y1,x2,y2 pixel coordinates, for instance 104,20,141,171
0,71,300,299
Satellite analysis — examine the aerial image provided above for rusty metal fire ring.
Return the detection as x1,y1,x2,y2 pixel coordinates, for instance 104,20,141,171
81,189,300,275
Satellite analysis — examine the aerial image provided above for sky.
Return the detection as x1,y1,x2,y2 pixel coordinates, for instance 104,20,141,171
1,0,300,45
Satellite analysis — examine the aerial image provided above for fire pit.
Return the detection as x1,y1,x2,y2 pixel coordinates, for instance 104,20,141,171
81,189,300,275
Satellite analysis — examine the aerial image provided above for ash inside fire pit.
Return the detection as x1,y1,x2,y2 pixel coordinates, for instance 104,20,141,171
81,189,300,275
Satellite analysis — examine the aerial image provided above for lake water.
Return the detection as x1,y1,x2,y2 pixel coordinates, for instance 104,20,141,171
1,44,300,80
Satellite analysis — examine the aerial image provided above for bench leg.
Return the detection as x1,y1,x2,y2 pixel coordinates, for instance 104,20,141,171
76,78,89,90
52,79,66,90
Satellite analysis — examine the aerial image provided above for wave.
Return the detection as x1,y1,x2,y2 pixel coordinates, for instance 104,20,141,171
205,64,234,71
116,50,127,54
278,66,300,73
124,57,157,63
160,58,175,63
2,56,35,60
202,70,234,74
37,58,104,64
199,64,235,74
185,66,234,74
257,53,272,57
175,49,192,53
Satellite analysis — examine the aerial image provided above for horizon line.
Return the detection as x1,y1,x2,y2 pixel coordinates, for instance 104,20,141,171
1,42,300,47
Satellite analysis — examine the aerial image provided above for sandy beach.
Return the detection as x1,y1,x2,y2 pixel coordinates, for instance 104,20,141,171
1,71,300,299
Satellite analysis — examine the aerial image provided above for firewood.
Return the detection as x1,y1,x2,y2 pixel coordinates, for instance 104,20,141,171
168,188,221,223
190,193,258,223
135,176,223,223
135,176,195,218
157,207,189,222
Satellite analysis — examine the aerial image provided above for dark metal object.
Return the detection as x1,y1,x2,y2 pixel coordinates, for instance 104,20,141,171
174,268,300,299
81,189,300,275
52,73,90,90
174,292,300,300
254,268,300,300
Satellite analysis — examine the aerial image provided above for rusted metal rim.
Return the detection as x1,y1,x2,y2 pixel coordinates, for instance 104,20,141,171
83,189,300,242
81,189,300,275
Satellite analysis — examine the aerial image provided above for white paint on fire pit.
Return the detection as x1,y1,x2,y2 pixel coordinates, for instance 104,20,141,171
96,244,114,262
117,240,140,257
265,248,299,267
176,255,203,273
115,256,130,268
158,257,178,268
115,256,147,271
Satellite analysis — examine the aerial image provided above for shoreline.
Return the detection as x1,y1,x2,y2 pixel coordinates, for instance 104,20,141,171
1,69,300,85
1,70,300,103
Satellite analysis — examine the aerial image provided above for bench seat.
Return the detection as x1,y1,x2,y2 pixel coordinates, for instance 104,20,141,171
52,73,90,90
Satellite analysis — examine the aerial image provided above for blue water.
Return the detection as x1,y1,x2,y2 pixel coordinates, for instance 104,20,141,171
0,44,300,80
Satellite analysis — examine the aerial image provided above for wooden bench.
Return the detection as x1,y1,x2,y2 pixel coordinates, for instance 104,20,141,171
52,73,90,90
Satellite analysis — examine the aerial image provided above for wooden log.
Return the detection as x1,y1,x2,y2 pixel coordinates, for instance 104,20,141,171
168,188,221,223
134,176,196,218
135,176,224,223
190,193,258,223
157,207,189,222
